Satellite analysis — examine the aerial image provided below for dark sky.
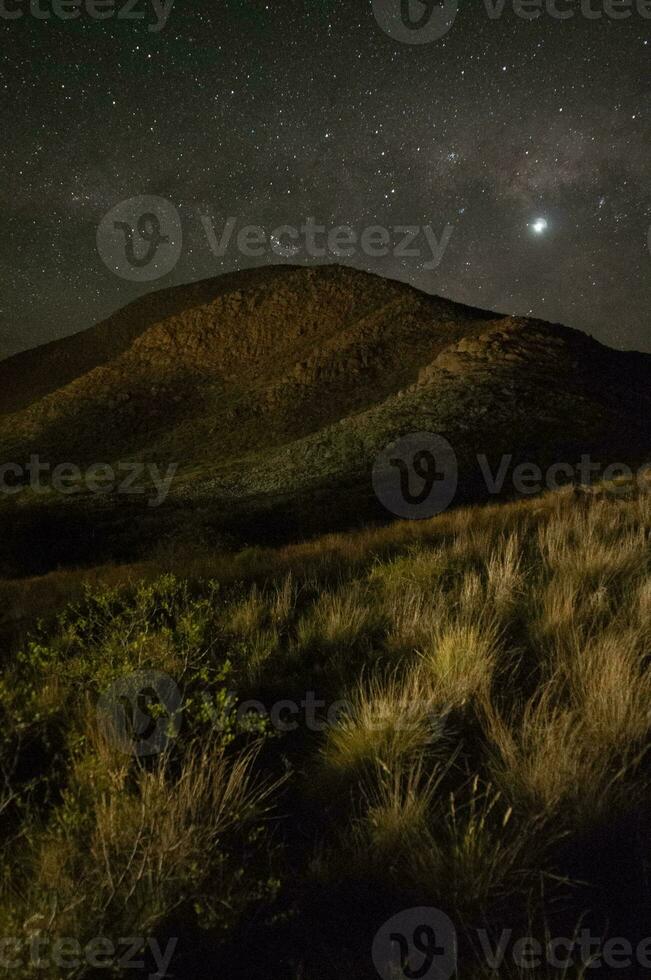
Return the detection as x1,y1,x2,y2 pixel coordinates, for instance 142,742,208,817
2,0,650,357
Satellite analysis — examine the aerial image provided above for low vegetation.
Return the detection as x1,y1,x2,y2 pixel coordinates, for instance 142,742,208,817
0,481,649,977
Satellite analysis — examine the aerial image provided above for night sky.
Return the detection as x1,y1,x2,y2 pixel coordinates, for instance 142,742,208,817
3,0,650,357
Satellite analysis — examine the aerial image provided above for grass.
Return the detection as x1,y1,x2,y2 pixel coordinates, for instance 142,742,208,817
0,481,649,976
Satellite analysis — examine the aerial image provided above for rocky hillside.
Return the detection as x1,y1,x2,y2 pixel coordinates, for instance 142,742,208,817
0,266,499,460
0,265,648,567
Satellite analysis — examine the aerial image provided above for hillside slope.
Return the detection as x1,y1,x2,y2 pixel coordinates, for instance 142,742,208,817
0,265,648,567
1,484,650,978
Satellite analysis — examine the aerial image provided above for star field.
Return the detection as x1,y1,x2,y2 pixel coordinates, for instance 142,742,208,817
2,0,649,354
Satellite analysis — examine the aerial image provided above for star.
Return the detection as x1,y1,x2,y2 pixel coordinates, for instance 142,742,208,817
0,1,648,356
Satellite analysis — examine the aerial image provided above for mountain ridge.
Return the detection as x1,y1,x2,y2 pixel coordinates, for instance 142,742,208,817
4,264,646,414
0,264,648,572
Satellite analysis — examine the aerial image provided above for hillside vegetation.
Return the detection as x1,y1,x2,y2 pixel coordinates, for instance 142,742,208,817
0,266,648,559
0,481,649,978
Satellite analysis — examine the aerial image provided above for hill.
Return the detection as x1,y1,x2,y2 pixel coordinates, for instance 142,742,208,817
0,266,649,977
0,264,648,571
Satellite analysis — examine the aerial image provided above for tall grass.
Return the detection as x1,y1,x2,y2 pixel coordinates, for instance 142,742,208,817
0,479,648,976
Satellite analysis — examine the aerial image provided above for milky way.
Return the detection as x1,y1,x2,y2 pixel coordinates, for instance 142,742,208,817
2,0,649,355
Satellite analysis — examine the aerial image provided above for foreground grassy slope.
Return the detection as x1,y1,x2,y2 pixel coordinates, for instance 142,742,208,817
0,481,649,978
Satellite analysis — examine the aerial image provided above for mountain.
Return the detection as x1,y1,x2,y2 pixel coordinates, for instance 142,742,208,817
0,264,648,571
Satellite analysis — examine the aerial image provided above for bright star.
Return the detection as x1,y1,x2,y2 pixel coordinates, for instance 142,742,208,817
530,218,548,235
